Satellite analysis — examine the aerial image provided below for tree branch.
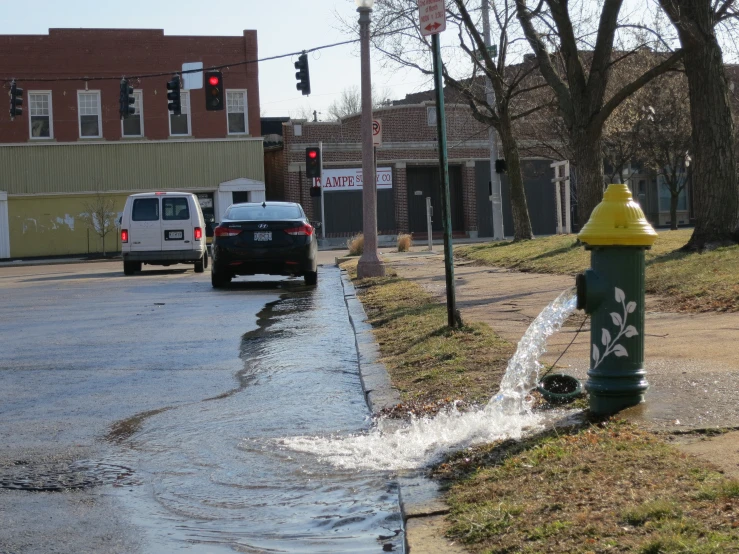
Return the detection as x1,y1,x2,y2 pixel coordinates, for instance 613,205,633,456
592,49,684,132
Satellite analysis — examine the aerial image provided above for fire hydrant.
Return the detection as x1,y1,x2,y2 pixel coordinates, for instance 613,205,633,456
576,184,658,415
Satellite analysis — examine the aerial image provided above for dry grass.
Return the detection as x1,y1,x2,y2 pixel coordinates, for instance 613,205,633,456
341,259,513,405
457,230,739,312
443,420,739,553
397,233,413,252
347,233,364,256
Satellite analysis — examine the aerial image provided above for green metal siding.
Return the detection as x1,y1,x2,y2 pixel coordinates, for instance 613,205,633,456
0,139,265,195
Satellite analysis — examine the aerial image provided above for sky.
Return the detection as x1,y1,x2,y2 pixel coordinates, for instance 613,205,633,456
0,0,429,119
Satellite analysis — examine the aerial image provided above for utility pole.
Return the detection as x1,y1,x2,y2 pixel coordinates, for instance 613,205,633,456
481,1,504,240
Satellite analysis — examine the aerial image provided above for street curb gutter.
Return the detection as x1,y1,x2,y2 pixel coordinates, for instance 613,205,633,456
340,268,401,414
339,268,465,553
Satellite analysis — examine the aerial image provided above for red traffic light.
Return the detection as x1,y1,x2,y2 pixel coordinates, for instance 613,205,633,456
208,75,220,86
308,150,318,159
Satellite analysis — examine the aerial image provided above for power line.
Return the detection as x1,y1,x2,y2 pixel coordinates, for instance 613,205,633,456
0,38,360,84
0,24,420,86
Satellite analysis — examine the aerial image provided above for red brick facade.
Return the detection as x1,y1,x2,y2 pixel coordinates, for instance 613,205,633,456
281,103,497,237
0,28,260,143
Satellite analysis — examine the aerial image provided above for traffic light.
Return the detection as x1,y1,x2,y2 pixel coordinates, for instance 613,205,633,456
305,147,321,179
167,75,181,115
295,53,311,96
119,79,135,119
9,80,23,119
204,71,224,111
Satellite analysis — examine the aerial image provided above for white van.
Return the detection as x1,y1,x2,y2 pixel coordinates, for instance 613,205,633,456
120,192,208,275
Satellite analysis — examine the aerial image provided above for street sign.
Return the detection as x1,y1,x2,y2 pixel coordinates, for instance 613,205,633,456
475,45,498,61
419,0,446,37
372,118,382,146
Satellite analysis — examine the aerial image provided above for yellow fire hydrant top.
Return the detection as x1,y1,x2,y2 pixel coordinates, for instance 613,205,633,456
578,184,658,247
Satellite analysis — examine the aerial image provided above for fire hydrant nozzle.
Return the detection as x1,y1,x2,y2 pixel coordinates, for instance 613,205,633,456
577,184,658,416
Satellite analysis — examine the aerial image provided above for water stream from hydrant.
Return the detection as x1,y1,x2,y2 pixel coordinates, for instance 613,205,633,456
284,288,578,471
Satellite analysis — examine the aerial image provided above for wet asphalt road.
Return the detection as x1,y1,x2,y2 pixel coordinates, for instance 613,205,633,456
0,261,403,553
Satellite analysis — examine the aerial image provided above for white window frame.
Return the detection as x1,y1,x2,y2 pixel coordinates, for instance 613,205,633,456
168,90,191,137
28,90,54,140
226,89,249,135
77,90,103,139
120,89,144,138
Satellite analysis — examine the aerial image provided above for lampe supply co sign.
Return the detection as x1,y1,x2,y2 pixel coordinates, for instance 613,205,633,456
419,0,446,36
316,167,392,191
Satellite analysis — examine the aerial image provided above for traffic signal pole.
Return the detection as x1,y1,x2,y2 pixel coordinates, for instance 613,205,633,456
431,33,459,328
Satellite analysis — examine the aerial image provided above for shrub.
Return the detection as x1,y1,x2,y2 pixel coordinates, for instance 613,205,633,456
347,233,364,256
397,233,413,252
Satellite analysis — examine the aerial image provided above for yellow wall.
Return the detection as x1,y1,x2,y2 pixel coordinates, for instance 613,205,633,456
9,194,130,258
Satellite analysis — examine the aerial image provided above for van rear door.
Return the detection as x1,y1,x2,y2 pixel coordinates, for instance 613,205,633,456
129,197,162,251
161,195,194,252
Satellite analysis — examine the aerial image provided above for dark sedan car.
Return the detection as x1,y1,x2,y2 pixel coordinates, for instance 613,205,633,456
210,202,318,288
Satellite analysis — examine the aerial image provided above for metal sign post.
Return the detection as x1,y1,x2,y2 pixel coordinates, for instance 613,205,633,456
430,31,458,328
319,141,326,239
426,197,433,251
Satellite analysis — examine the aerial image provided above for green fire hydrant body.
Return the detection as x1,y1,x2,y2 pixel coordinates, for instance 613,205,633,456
576,184,658,416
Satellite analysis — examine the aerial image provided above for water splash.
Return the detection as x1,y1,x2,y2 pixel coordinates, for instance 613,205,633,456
283,288,579,471
491,288,578,414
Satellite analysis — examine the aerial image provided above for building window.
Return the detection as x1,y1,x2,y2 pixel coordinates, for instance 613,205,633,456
29,92,53,139
427,106,437,126
226,90,248,134
658,174,688,212
121,90,144,137
78,91,102,138
169,90,190,136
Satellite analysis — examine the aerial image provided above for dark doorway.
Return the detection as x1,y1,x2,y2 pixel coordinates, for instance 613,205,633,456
232,191,251,204
312,189,395,235
407,166,464,234
475,160,557,236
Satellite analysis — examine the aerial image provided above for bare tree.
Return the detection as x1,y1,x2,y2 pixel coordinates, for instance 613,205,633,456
658,0,739,249
327,85,394,120
639,73,692,231
81,193,119,256
364,0,557,240
515,0,684,228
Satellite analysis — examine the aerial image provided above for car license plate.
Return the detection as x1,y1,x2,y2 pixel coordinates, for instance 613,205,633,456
165,230,184,240
254,231,272,241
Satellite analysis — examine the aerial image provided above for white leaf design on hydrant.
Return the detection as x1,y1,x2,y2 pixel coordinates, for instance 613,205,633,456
592,288,638,369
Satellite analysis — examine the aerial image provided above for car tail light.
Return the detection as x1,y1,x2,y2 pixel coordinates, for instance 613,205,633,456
194,227,203,240
121,229,129,243
284,224,314,236
214,226,242,237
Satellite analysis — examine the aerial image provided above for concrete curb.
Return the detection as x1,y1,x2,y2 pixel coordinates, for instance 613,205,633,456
339,269,401,414
339,267,462,554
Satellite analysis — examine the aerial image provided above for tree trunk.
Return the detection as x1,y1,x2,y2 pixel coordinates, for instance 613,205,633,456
670,193,679,231
572,129,606,228
661,0,739,248
499,120,534,240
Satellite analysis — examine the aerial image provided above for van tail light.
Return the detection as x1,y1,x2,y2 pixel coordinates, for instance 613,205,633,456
121,229,129,243
214,225,242,237
194,227,203,240
284,224,314,236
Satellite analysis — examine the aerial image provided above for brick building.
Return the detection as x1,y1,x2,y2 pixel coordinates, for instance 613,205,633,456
0,28,265,258
272,101,558,242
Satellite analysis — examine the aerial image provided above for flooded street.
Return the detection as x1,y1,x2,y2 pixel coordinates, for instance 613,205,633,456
0,262,403,553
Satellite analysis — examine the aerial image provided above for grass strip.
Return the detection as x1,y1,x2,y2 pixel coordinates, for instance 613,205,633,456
457,229,739,312
343,258,739,553
442,420,739,553
341,259,513,408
